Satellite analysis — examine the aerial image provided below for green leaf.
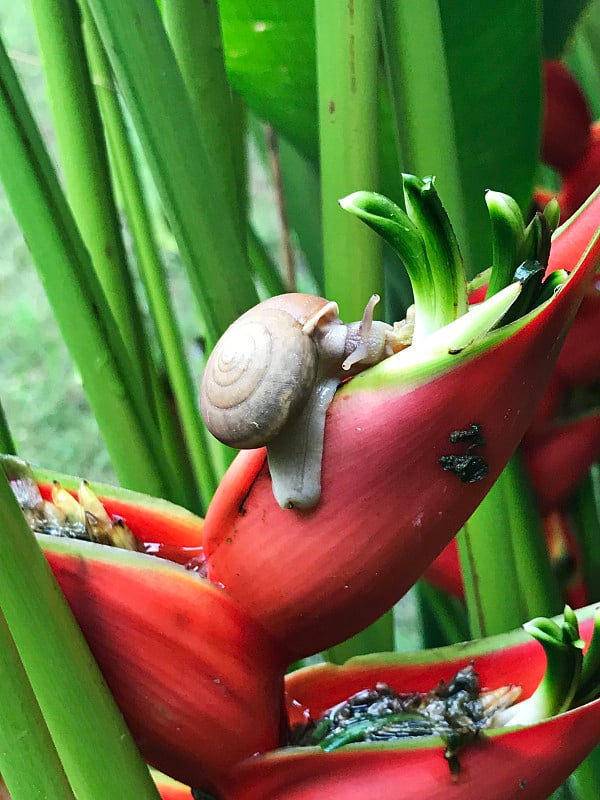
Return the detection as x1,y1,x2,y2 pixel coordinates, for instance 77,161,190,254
221,0,542,276
543,0,591,58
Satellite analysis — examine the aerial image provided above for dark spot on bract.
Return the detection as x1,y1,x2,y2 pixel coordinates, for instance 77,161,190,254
439,454,489,483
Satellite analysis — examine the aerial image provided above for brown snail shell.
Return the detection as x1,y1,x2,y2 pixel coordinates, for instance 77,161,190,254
200,296,334,449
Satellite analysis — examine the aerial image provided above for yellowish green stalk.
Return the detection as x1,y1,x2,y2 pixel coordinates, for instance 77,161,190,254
162,0,242,234
315,0,382,317
378,0,470,267
0,607,76,800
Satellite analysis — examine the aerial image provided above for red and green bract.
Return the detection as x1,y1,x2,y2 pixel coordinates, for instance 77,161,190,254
201,190,600,661
219,609,600,800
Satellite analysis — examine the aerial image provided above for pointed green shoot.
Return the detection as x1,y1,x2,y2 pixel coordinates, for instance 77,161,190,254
339,191,435,340
485,190,526,298
402,174,468,324
502,608,584,726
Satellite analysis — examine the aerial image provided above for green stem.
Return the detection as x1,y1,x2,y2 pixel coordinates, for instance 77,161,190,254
30,0,153,412
248,225,286,298
502,453,562,619
82,11,215,509
0,469,161,799
378,0,470,268
324,611,395,664
0,398,16,455
0,607,76,800
458,455,560,638
0,33,170,498
162,0,242,235
85,0,259,349
315,0,382,318
570,746,600,800
571,464,600,598
416,580,469,647
458,489,526,639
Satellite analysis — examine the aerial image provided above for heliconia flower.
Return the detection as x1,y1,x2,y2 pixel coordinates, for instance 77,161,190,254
553,278,600,389
556,122,600,222
15,463,286,793
218,607,600,800
202,188,600,661
541,61,592,174
523,409,600,509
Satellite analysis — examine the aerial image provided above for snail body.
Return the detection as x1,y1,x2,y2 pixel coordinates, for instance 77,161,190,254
200,293,412,509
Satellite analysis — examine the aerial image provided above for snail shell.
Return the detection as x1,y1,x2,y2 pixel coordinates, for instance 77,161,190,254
200,305,320,449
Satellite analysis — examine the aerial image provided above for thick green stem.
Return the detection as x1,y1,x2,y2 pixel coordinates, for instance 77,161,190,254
315,0,382,318
162,0,242,235
30,0,153,410
458,455,561,638
378,0,470,268
571,464,600,598
0,33,171,498
0,607,76,800
0,469,161,799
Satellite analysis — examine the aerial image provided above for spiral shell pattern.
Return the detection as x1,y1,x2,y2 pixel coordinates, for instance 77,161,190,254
201,309,318,448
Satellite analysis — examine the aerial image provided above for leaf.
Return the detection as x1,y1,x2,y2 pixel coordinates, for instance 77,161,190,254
221,0,542,274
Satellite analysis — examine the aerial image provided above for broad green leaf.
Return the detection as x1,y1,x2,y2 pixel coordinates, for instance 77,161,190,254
221,0,542,276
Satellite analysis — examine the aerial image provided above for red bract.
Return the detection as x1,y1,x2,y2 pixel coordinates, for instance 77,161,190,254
202,191,600,661
33,474,285,793
558,122,600,222
553,279,600,389
542,61,592,173
523,410,600,509
220,610,600,800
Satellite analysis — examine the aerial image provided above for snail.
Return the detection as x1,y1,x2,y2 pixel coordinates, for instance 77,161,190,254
200,293,413,510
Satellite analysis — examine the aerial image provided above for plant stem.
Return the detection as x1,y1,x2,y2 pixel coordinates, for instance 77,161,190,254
162,0,242,235
378,0,470,267
85,0,259,349
0,607,76,800
82,10,215,509
458,455,561,638
571,464,600,598
0,468,161,799
315,0,382,318
0,399,16,455
0,33,171,498
30,0,154,411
